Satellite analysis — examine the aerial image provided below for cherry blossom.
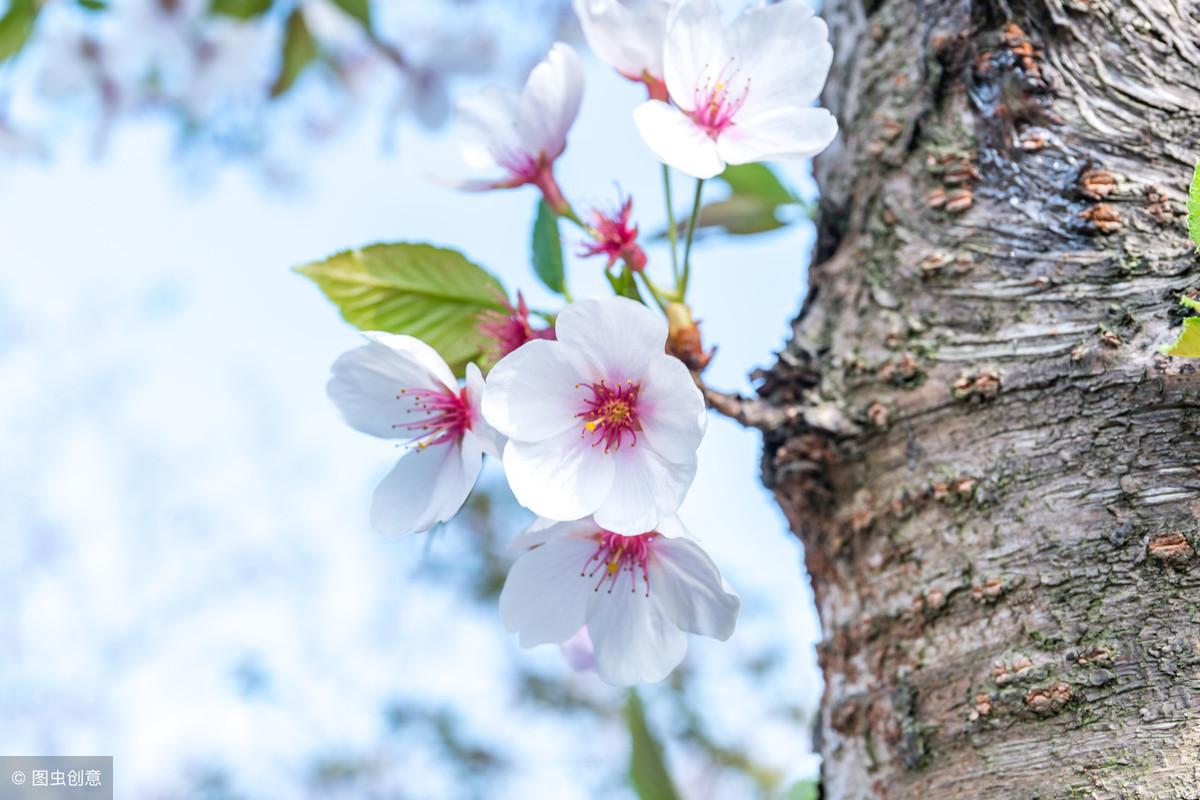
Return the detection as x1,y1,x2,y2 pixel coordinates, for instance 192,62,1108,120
632,0,838,179
327,333,501,536
499,516,740,686
478,291,556,365
580,196,647,271
451,42,583,210
481,297,706,535
573,0,672,99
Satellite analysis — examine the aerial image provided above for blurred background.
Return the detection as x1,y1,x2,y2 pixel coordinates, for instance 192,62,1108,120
0,1,824,797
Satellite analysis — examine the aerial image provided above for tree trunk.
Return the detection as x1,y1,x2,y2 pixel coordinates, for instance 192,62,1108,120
758,0,1200,796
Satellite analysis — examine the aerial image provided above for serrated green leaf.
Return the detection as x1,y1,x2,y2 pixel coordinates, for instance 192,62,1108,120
531,200,565,295
0,0,39,64
1188,161,1200,251
1162,317,1200,357
694,196,789,235
626,691,680,800
210,0,272,19
296,243,508,375
270,8,317,97
77,0,108,11
331,0,371,29
662,162,812,239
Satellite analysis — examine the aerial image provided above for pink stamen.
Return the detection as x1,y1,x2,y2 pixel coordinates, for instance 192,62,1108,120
580,196,647,271
691,59,750,138
391,386,471,450
581,532,655,596
576,379,641,453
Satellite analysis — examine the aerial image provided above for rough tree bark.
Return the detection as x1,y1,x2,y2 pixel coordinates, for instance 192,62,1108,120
752,0,1200,796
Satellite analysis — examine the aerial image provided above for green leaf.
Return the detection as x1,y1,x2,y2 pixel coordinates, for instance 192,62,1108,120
626,691,680,800
77,0,108,10
331,0,371,29
296,243,508,375
784,780,820,800
0,0,39,64
1162,317,1200,357
1182,294,1200,313
606,267,644,304
210,0,272,19
270,8,318,97
1188,161,1200,251
664,162,812,239
717,162,796,205
531,200,565,295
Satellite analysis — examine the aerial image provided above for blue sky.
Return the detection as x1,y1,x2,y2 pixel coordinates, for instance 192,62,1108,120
0,39,823,798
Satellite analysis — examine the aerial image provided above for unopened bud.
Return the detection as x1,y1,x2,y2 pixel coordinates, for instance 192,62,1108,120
665,303,713,372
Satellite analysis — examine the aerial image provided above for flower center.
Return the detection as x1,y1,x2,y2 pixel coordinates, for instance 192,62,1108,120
582,532,656,596
392,386,471,450
691,59,750,138
577,379,641,453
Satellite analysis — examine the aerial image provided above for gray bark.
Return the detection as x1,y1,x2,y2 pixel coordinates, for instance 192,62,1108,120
755,0,1200,796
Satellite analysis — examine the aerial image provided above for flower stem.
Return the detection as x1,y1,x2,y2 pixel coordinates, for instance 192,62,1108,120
662,164,679,284
680,178,704,297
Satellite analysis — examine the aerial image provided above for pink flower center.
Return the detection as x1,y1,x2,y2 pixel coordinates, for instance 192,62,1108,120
392,386,471,450
576,379,641,453
582,532,656,596
691,60,750,138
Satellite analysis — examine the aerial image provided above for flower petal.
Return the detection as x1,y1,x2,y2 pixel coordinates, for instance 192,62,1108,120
727,0,832,115
455,85,523,172
653,514,691,540
586,581,687,685
651,536,740,640
553,296,668,381
369,440,477,535
502,427,616,522
717,106,838,165
594,445,695,535
499,535,594,647
637,352,707,464
327,334,451,439
574,0,670,81
662,0,727,110
510,517,601,552
633,100,724,179
482,338,587,442
463,362,503,457
517,42,583,162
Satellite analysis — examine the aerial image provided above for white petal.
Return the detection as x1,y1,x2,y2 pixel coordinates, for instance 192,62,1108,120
633,100,725,179
517,43,583,162
503,428,616,521
327,334,449,439
554,296,668,381
727,0,832,115
638,352,707,464
510,517,601,552
574,0,670,80
717,106,838,165
499,535,594,646
455,85,523,172
369,441,477,535
650,536,740,640
662,0,728,110
653,514,690,539
587,580,687,685
463,362,503,458
482,339,587,442
594,445,695,535
559,626,596,672
362,332,457,390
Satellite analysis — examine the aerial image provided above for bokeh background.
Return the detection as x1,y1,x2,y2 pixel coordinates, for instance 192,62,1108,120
0,1,824,797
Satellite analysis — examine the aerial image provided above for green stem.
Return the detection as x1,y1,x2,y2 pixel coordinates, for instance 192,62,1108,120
636,270,669,312
680,178,705,297
663,164,680,284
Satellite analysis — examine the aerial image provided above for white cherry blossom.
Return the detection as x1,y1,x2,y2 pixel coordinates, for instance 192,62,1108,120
481,297,706,535
632,0,837,179
573,0,671,98
327,333,500,536
451,42,583,202
499,516,740,686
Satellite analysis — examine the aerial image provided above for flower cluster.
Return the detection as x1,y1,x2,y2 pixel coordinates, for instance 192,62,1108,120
317,0,836,685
